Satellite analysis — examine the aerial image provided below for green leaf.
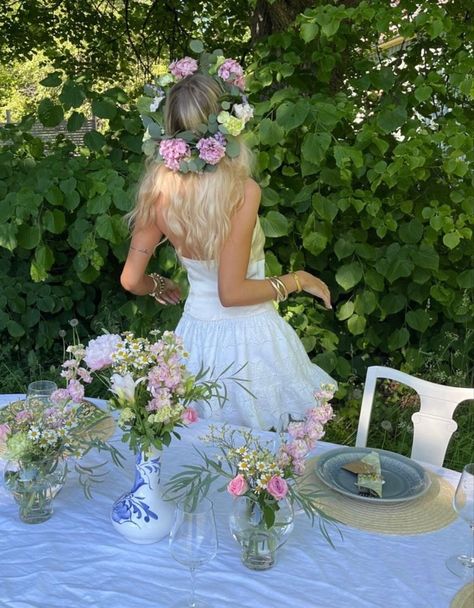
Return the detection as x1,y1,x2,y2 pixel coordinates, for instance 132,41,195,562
337,301,354,321
38,98,64,127
84,130,106,151
457,269,474,289
265,251,282,276
95,214,128,244
414,85,432,103
335,262,363,291
67,111,86,132
406,310,430,332
303,231,327,255
91,99,117,120
0,224,18,251
40,72,62,87
380,294,406,315
7,320,25,338
260,211,289,238
334,238,355,260
189,40,204,53
377,106,407,134
410,244,439,271
259,119,284,146
443,232,460,249
17,226,41,249
347,314,366,335
383,257,414,284
43,209,66,234
300,22,319,42
225,136,240,158
387,327,410,351
60,81,86,109
301,133,331,165
276,100,310,131
399,219,423,244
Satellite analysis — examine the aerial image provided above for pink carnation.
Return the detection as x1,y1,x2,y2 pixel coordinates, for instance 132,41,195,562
218,59,245,90
84,334,121,371
227,474,248,497
159,138,191,171
196,136,226,165
50,388,70,405
181,408,198,425
267,475,288,500
169,57,198,80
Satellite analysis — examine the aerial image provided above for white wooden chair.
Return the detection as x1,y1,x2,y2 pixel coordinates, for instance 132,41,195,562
355,365,474,467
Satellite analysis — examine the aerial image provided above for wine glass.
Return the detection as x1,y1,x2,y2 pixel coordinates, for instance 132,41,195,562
446,463,474,577
169,498,218,608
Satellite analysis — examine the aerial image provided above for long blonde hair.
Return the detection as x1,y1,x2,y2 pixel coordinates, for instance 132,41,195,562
128,73,253,260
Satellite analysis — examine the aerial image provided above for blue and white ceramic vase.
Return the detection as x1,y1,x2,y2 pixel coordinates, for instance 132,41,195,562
111,447,175,544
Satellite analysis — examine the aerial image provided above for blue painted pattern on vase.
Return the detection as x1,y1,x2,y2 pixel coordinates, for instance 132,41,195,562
111,447,175,544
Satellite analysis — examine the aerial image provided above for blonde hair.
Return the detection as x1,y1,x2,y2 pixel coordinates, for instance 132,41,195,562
128,73,253,261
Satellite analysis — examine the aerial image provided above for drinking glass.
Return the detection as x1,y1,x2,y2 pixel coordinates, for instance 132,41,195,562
169,498,218,608
446,463,474,577
26,381,57,407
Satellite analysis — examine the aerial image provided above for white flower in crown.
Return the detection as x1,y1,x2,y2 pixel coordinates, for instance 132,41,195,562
217,111,246,136
150,95,165,112
110,373,137,404
233,103,254,123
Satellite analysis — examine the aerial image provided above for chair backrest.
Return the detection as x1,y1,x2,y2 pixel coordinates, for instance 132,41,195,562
355,365,474,467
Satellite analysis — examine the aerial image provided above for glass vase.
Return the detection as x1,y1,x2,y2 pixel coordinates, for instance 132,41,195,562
229,496,294,570
4,457,67,524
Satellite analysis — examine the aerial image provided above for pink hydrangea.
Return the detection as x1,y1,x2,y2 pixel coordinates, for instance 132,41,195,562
169,57,199,79
84,334,121,371
50,388,70,405
196,135,226,165
67,379,85,403
218,59,245,90
159,138,191,171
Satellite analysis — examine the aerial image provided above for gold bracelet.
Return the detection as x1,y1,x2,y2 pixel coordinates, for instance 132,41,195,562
268,277,284,302
292,272,302,293
272,276,288,301
148,273,166,301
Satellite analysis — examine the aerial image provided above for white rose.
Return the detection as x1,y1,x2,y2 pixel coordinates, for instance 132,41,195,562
233,103,254,123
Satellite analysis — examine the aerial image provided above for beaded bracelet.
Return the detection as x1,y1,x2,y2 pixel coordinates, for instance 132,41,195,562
148,273,166,301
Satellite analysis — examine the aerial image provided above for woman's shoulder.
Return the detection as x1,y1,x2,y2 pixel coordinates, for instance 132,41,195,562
243,178,261,210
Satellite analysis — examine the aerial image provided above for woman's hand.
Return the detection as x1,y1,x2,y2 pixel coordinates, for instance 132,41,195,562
297,271,332,310
153,278,181,305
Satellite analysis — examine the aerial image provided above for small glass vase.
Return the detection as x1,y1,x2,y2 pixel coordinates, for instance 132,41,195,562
3,457,67,524
229,496,294,570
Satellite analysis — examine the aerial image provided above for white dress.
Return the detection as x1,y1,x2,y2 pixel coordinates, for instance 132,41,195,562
175,220,337,430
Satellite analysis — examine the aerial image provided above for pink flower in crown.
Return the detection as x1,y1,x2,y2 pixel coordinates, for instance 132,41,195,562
218,59,245,90
227,474,248,497
196,135,226,165
84,334,121,371
67,379,85,403
181,408,198,425
169,57,198,80
159,138,191,171
267,475,288,500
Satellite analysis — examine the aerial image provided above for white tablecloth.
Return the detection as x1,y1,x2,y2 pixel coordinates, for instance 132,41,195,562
0,394,470,608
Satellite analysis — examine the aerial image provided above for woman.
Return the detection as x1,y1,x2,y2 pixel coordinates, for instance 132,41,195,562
121,55,336,429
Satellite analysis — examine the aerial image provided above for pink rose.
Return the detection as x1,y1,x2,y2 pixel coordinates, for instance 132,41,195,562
267,475,288,500
0,423,10,443
181,408,198,425
227,474,248,497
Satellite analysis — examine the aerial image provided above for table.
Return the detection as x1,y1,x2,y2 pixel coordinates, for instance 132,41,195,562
0,394,470,608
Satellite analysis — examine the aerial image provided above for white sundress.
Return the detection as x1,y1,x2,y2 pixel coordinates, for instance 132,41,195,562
174,220,337,430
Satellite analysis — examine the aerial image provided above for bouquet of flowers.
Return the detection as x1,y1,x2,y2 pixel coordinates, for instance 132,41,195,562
166,385,338,542
57,329,229,455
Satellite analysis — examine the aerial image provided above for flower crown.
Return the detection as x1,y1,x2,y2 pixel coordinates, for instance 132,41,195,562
137,41,254,173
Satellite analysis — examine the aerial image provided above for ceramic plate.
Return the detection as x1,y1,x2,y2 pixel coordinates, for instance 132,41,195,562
315,447,431,504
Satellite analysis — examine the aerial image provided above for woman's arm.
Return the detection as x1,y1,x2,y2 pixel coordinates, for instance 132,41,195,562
120,222,181,305
218,179,332,309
